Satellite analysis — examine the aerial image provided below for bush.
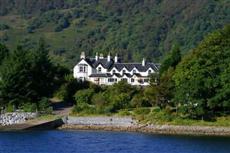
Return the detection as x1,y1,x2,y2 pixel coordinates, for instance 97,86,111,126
54,18,70,32
106,93,131,113
118,109,132,116
19,102,37,112
38,97,52,114
54,75,87,103
91,92,107,107
0,23,10,30
72,103,95,115
131,93,151,108
133,107,151,116
74,88,95,105
6,103,14,112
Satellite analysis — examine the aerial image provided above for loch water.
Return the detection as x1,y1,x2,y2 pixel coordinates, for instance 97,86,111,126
0,130,230,153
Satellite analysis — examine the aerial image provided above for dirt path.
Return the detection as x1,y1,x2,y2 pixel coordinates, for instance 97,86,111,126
52,102,73,116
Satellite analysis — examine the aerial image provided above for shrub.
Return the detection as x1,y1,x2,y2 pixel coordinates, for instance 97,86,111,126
20,102,37,112
118,109,132,116
38,97,52,114
6,103,14,112
106,93,131,113
91,92,107,107
131,93,151,108
54,75,87,103
74,88,95,105
72,103,95,115
133,107,151,116
0,23,10,30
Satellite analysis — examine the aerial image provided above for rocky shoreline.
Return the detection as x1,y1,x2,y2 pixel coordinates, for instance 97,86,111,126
59,116,230,136
0,112,38,126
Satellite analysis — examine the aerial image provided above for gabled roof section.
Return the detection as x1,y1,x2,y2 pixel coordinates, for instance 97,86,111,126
84,58,114,69
112,63,159,72
79,56,160,72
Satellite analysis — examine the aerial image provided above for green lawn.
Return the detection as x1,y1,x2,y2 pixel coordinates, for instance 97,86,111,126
131,107,230,127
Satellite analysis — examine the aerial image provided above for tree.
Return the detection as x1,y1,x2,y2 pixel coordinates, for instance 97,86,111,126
147,68,175,108
29,38,55,100
0,40,68,108
0,43,9,65
160,44,181,75
0,46,32,106
173,25,230,119
146,44,181,108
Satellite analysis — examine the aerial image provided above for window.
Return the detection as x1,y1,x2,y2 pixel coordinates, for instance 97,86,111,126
98,67,102,73
108,78,115,82
131,78,134,82
133,70,136,74
138,79,143,84
112,70,116,74
121,78,127,82
144,79,149,83
79,65,87,73
122,70,126,74
148,70,152,74
79,66,84,72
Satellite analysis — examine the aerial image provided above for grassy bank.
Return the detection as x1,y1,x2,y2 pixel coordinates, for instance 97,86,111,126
131,108,230,127
71,107,230,127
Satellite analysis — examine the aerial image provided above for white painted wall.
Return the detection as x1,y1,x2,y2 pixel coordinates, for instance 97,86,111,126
73,59,93,80
109,67,120,74
96,64,108,73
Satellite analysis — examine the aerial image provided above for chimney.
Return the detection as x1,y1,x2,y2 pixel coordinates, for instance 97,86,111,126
142,58,146,66
80,52,85,59
99,53,104,59
114,54,118,63
107,53,111,62
95,52,98,61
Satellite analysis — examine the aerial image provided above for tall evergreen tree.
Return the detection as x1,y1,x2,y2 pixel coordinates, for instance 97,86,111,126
0,46,32,106
30,38,55,100
0,43,9,65
0,40,59,107
160,44,181,75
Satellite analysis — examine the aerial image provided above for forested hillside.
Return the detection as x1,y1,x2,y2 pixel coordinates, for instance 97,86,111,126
0,0,229,66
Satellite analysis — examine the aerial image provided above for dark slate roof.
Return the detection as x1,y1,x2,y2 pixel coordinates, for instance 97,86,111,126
82,57,160,72
123,73,132,78
84,58,114,69
89,73,112,77
113,73,122,77
133,73,142,77
155,63,161,70
113,63,158,72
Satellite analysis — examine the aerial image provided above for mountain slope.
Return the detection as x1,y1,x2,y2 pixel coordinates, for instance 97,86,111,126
0,0,229,66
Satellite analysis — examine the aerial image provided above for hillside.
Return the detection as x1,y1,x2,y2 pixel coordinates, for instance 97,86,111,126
0,0,229,67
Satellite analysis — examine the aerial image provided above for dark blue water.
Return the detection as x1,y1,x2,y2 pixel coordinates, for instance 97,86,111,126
0,130,230,153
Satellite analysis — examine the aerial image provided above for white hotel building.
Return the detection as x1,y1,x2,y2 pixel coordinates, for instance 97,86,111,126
73,52,160,86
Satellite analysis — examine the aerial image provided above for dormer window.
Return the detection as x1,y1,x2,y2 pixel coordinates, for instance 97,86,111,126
112,70,116,74
133,70,136,74
148,70,152,74
98,67,102,73
122,70,126,74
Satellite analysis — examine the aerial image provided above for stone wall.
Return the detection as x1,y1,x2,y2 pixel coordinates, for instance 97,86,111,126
67,116,137,127
61,116,230,136
0,112,38,126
